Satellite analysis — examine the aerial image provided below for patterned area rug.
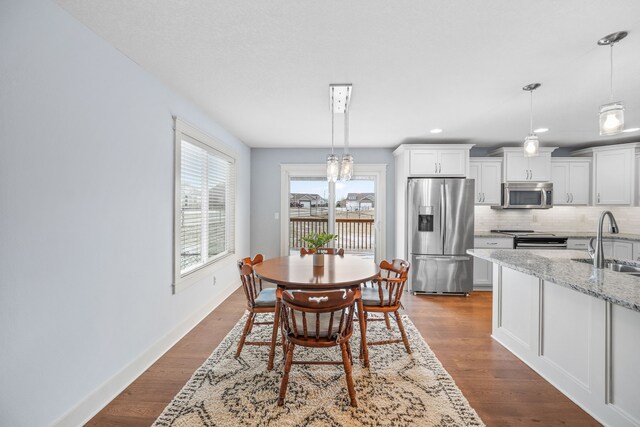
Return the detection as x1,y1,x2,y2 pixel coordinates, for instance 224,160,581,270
154,313,484,427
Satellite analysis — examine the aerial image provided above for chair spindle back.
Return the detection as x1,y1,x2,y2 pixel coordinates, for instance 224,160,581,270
281,289,356,341
374,259,410,307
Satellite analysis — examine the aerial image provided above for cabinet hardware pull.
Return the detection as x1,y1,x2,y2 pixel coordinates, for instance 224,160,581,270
566,193,569,203
597,193,600,203
570,193,573,203
435,162,438,173
438,163,442,173
482,193,485,202
487,242,497,245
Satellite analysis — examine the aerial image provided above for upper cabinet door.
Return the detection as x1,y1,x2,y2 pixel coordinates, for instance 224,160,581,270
468,163,481,203
504,152,529,181
438,150,467,176
409,150,439,175
595,150,631,205
528,154,551,181
569,161,590,205
551,162,570,205
481,162,502,205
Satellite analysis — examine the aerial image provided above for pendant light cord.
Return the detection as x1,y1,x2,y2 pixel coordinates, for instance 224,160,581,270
609,44,614,102
331,109,335,154
344,109,349,155
529,90,534,134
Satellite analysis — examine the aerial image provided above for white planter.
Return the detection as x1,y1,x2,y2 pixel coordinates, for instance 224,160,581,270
313,253,324,267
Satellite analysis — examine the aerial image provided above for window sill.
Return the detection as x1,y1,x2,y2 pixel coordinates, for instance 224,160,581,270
173,253,235,294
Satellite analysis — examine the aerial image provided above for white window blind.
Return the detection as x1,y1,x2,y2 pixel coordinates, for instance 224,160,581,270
177,133,236,277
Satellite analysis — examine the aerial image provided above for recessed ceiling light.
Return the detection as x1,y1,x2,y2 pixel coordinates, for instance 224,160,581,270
533,127,549,133
430,128,443,134
622,127,640,133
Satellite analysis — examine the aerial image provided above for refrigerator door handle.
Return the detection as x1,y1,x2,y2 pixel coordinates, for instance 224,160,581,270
440,184,447,248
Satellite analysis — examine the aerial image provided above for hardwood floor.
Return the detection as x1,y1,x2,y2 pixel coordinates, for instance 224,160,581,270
88,290,600,426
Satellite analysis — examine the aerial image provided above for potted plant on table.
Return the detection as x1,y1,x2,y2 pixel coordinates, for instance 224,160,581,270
301,231,338,267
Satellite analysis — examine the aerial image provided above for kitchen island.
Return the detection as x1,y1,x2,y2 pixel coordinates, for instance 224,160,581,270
468,249,640,427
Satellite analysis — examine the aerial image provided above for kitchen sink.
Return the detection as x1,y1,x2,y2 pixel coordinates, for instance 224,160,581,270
572,259,640,277
608,263,640,273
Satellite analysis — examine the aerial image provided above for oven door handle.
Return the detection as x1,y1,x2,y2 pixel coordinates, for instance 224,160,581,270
517,243,567,248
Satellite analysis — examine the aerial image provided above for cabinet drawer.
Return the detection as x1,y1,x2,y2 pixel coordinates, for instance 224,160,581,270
474,237,513,249
567,238,590,251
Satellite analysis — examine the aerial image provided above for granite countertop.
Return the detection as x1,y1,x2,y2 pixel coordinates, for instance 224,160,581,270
474,231,514,238
551,232,640,242
474,231,640,242
468,249,640,312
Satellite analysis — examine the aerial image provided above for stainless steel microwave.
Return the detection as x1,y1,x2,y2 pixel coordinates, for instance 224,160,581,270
492,182,553,209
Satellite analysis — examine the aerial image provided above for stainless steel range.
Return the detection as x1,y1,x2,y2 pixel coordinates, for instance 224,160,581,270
491,229,568,249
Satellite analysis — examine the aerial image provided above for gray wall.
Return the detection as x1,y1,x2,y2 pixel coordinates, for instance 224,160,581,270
250,148,395,259
0,1,250,425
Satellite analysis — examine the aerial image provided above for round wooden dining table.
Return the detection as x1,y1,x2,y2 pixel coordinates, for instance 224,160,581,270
254,254,380,370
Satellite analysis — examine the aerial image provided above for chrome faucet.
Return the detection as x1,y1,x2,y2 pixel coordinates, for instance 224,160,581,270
588,210,619,269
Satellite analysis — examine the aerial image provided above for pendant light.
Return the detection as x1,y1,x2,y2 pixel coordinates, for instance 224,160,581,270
340,107,354,181
598,31,628,136
327,84,353,182
326,87,339,182
523,83,541,157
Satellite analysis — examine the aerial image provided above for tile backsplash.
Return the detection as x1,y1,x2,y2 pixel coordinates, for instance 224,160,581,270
475,206,640,235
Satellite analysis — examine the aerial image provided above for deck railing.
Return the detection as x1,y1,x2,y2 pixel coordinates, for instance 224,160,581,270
289,217,375,252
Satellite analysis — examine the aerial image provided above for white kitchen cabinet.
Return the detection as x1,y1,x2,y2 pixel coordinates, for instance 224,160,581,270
490,147,557,182
469,158,502,205
473,258,492,288
595,149,631,205
551,159,591,205
473,236,513,290
409,148,466,176
613,241,633,260
572,143,640,206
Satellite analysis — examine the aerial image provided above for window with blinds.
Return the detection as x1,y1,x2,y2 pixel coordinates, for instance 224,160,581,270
175,120,236,282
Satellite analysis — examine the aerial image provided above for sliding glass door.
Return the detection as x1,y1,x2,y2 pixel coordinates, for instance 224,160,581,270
335,176,376,258
281,164,386,262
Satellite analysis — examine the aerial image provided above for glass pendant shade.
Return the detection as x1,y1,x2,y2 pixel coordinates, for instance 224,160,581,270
599,101,625,136
339,154,354,181
326,154,339,182
523,135,539,157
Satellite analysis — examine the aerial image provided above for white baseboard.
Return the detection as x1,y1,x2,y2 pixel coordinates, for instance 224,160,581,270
52,280,240,427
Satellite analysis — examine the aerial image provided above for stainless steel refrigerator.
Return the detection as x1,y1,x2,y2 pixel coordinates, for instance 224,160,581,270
407,178,474,294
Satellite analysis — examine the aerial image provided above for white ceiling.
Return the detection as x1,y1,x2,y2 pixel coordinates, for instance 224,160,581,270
56,0,640,149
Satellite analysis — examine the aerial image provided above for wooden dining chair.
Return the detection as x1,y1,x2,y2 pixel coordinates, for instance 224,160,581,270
278,289,358,407
235,254,276,358
361,259,411,355
299,247,345,256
